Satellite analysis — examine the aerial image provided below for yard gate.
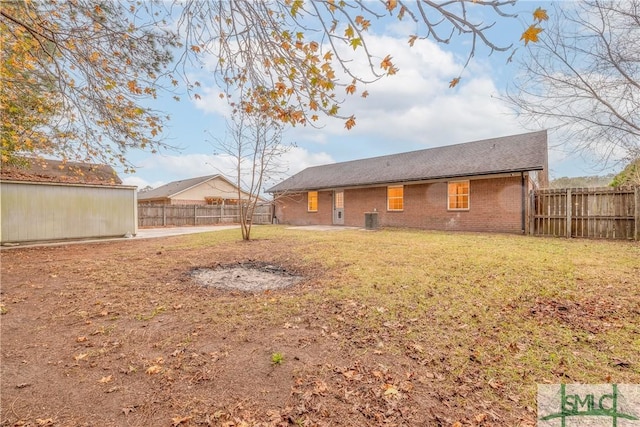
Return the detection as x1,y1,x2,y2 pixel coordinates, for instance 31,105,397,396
530,186,639,240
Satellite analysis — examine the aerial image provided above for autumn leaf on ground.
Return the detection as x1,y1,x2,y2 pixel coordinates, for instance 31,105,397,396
36,419,54,426
342,369,357,379
533,7,549,22
74,353,88,361
521,25,543,45
314,380,328,395
146,365,163,375
171,415,193,426
411,343,424,353
383,384,399,396
488,379,504,390
449,77,461,88
99,375,113,383
400,380,414,392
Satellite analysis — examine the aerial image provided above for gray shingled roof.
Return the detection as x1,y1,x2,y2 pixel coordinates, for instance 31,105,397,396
267,131,547,193
138,174,222,200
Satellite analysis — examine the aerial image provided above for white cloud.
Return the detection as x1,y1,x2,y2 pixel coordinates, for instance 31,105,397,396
280,147,335,175
284,35,523,151
121,147,333,191
136,153,237,179
192,86,233,116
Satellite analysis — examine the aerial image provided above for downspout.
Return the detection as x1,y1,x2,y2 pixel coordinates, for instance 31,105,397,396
271,194,277,224
521,172,526,234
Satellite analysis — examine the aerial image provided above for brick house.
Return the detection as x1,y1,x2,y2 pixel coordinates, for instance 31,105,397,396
267,131,548,234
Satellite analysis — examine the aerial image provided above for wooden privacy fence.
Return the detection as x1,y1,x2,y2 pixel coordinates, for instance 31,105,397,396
530,186,639,240
138,204,273,227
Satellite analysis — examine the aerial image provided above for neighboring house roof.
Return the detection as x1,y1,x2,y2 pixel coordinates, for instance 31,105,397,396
268,130,548,193
137,174,259,201
138,174,223,200
0,157,122,185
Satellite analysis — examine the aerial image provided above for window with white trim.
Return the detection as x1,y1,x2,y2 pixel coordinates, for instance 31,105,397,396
387,185,404,211
448,181,469,210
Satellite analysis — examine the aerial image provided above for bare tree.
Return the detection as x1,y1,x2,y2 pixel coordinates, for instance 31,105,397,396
213,111,291,240
503,0,640,166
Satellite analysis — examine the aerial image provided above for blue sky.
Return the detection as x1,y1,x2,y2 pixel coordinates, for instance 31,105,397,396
119,1,620,190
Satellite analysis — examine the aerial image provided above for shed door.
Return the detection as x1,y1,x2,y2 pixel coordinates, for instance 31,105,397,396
333,191,344,225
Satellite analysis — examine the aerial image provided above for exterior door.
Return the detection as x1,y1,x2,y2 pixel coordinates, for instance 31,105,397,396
333,191,344,225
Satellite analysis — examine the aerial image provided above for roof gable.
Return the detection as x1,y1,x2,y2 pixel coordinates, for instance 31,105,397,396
137,175,224,200
0,158,122,185
268,130,548,193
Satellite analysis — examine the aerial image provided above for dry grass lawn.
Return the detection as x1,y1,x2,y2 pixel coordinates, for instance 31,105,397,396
1,226,639,426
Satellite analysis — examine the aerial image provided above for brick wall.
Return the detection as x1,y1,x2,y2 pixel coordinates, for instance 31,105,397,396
274,175,528,233
274,191,333,225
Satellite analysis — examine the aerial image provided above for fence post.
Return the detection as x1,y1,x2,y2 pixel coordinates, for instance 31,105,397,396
635,186,640,241
529,190,535,235
163,205,166,226
565,188,572,238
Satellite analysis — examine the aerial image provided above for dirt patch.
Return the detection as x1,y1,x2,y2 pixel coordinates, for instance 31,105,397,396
191,262,303,292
